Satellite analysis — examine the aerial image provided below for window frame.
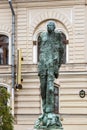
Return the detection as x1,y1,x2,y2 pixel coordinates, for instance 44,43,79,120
0,33,11,65
33,30,69,64
0,83,11,106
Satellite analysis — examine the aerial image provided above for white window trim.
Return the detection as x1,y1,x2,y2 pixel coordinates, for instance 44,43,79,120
9,35,11,65
66,44,69,63
0,83,11,106
33,29,44,64
33,44,38,64
0,32,11,65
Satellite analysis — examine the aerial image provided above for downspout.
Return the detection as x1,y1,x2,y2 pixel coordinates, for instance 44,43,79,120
8,0,15,116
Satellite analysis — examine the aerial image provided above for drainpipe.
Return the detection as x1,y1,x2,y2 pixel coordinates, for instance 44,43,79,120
8,0,15,116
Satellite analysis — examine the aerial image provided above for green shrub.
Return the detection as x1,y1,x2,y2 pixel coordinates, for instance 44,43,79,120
0,87,14,130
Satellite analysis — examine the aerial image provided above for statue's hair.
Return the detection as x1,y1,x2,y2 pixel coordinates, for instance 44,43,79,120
47,20,56,28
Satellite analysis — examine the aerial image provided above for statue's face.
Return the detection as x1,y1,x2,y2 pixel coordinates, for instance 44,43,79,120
47,22,55,33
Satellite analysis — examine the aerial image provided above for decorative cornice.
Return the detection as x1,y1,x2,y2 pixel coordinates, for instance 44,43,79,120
0,25,11,35
0,0,86,9
29,11,72,39
0,0,86,5
14,0,85,4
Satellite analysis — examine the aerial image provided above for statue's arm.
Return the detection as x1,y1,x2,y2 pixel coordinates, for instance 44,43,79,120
54,32,64,78
38,34,42,76
58,32,64,68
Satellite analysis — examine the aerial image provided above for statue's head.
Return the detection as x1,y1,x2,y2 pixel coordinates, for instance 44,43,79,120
47,21,56,33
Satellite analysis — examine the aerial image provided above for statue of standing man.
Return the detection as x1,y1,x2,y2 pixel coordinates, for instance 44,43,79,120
35,21,64,129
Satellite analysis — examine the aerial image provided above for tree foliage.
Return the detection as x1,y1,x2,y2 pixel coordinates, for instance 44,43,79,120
0,87,14,130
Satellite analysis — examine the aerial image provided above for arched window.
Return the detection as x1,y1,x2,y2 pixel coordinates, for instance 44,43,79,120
0,35,9,65
0,83,11,108
33,31,68,64
0,86,7,105
61,32,69,64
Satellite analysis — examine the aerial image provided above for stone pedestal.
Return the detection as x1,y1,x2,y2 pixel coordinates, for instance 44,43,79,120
34,128,63,130
34,113,63,130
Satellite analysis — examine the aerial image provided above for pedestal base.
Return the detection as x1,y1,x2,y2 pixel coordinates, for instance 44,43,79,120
34,128,63,130
34,113,63,130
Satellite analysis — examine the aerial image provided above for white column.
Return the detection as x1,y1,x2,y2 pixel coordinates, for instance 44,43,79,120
33,45,37,64
66,44,69,63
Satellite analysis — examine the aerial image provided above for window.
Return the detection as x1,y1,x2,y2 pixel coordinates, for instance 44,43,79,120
61,32,68,64
0,86,7,106
33,31,68,64
0,35,9,65
37,32,68,64
54,84,59,114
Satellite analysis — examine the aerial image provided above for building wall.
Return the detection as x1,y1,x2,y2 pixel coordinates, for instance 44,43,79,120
0,1,87,130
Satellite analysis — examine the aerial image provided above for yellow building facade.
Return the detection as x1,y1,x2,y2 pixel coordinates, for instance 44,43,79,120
0,0,87,130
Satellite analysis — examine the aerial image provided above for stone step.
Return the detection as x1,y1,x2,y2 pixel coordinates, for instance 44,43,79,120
14,101,41,108
22,79,40,89
14,75,41,126
15,95,40,102
22,83,40,89
14,107,41,114
14,124,33,130
22,79,39,83
17,120,34,125
15,88,40,95
15,114,39,125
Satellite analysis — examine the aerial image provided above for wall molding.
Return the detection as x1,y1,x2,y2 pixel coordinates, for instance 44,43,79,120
0,24,11,35
29,11,73,39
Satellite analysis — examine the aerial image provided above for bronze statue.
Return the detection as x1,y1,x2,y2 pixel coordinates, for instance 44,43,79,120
34,21,64,129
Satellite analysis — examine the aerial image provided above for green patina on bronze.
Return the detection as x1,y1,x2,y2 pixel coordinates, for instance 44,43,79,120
34,21,64,129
